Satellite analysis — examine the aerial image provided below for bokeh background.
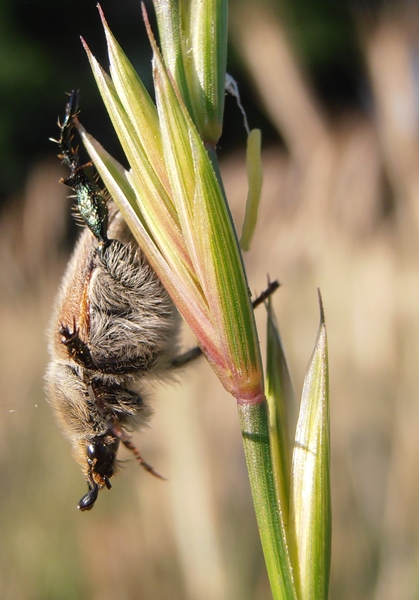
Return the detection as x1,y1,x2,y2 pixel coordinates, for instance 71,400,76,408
1,0,419,598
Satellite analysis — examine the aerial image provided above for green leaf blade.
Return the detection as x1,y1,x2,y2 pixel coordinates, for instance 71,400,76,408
240,129,263,251
187,0,228,143
153,0,193,115
291,295,331,600
265,297,296,525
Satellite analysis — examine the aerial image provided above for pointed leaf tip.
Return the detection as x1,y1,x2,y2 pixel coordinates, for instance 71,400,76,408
317,288,325,326
97,3,109,29
291,290,330,600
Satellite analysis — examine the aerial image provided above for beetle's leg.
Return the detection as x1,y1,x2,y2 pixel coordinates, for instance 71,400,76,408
60,316,97,370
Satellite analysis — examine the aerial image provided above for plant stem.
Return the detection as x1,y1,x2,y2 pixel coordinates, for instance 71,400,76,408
238,399,297,600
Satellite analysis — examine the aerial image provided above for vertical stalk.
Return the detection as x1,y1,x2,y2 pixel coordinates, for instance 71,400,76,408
238,400,297,600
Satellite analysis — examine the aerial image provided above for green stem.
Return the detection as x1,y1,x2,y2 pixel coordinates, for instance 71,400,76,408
238,399,297,600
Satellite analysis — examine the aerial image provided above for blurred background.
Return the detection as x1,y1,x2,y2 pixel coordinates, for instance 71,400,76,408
1,0,419,598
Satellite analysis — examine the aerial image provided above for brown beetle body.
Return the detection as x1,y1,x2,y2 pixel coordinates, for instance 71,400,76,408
46,205,180,510
46,92,180,510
